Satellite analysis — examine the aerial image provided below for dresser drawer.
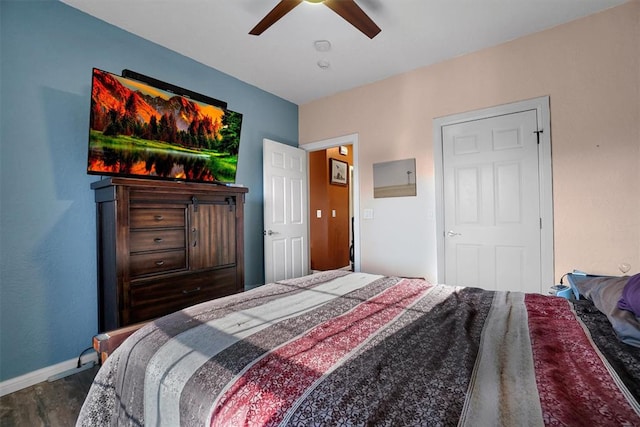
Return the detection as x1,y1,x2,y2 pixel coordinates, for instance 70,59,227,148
130,208,185,229
130,229,185,253
129,268,239,322
130,250,186,277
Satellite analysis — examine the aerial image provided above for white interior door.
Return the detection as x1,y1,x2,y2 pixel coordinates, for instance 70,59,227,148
442,110,542,293
263,139,309,283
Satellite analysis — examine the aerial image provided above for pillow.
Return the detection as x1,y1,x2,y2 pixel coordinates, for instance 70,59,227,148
573,275,640,347
618,273,640,317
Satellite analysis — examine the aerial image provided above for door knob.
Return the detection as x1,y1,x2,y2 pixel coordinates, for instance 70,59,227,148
447,230,462,237
264,229,279,236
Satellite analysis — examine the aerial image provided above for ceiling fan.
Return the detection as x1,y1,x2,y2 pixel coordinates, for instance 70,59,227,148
249,0,381,39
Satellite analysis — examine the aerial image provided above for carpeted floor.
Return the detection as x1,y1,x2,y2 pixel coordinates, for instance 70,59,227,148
0,365,99,427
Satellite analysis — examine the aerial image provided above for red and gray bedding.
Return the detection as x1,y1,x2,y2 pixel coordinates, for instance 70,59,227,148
77,271,640,426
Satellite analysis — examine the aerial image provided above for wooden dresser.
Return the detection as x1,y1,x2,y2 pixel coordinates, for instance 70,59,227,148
91,177,248,331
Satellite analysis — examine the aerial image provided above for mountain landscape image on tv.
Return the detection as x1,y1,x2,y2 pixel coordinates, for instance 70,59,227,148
88,68,242,183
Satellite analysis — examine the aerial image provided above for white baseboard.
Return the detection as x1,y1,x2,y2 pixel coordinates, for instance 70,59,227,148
0,352,98,397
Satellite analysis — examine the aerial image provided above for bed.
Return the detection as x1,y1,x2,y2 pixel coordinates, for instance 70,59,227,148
77,270,640,426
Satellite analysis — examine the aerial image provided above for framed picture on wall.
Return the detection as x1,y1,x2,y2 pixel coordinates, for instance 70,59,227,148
373,158,417,198
330,158,348,185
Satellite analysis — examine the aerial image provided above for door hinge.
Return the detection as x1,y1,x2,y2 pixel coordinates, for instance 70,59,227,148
533,130,543,144
540,218,542,229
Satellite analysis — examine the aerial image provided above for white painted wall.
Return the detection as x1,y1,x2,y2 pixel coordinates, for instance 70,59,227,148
299,2,640,283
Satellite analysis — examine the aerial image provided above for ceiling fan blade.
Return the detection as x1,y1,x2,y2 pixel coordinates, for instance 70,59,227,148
249,0,303,36
324,0,381,39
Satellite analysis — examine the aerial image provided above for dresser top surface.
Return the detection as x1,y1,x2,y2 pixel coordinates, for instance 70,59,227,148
90,177,248,194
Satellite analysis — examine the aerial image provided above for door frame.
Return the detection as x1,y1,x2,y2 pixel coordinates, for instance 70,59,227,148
433,96,554,288
301,133,361,273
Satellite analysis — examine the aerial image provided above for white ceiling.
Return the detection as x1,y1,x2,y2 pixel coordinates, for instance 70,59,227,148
61,0,628,105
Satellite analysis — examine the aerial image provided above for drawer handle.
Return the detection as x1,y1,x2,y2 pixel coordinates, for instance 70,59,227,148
182,287,201,295
154,215,164,221
153,237,164,243
155,260,165,266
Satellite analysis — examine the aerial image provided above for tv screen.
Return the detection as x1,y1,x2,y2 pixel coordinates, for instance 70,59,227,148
87,68,242,183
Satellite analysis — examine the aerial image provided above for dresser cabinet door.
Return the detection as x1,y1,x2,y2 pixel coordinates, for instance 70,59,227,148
189,203,237,270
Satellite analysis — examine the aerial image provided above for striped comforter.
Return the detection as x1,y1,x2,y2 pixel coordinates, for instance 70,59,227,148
77,271,640,426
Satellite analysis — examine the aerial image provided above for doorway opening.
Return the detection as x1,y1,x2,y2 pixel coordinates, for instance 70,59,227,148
302,134,360,273
308,146,353,271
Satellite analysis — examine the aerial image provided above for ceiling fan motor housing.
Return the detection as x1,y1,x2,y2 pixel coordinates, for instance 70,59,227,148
250,0,381,39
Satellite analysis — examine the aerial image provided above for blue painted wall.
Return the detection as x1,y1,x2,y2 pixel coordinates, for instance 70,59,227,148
0,1,298,381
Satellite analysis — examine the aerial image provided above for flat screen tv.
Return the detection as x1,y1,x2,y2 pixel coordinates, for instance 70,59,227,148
87,68,243,184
